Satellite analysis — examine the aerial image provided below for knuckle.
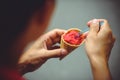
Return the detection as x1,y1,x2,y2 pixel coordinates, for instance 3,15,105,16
53,28,60,31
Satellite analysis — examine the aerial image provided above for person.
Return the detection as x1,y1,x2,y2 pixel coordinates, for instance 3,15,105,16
0,0,115,80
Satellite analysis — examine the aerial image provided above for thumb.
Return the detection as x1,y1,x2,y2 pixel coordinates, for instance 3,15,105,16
44,49,68,59
89,19,99,35
83,31,89,38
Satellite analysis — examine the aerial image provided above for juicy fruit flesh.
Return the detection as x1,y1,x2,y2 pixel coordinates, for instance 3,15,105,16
63,30,85,45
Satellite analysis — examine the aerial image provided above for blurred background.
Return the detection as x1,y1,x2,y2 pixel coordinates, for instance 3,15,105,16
24,0,120,80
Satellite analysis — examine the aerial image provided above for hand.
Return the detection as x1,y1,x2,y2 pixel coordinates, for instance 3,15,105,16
85,19,116,80
85,19,115,62
17,29,68,74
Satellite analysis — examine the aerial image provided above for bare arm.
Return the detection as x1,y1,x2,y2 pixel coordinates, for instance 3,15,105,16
89,53,112,80
85,19,115,80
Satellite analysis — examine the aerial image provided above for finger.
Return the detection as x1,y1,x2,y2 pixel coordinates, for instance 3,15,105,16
89,19,100,35
45,29,66,45
44,49,68,59
98,19,111,31
98,19,112,35
87,20,93,27
46,29,66,39
83,31,89,38
35,29,66,45
98,19,110,27
49,45,60,50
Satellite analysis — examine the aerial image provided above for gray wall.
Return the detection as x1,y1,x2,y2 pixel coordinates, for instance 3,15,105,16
24,0,120,80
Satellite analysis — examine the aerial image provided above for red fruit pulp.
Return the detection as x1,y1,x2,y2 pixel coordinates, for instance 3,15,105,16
63,30,85,45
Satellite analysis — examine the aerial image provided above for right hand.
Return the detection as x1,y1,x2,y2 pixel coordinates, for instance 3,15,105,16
85,19,115,62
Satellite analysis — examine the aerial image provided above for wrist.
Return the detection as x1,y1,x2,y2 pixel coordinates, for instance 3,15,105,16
89,55,108,65
87,51,109,65
17,63,27,75
88,55,112,80
89,56,108,68
17,55,29,75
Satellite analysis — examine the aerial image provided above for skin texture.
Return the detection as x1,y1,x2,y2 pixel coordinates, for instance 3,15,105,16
85,19,115,80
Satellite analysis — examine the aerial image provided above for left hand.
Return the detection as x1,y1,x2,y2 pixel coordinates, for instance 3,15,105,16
17,29,68,74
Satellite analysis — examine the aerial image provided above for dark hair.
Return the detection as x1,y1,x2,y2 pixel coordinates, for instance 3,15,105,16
0,0,46,66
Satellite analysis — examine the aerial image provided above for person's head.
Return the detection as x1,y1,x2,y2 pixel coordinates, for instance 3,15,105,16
0,0,55,66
